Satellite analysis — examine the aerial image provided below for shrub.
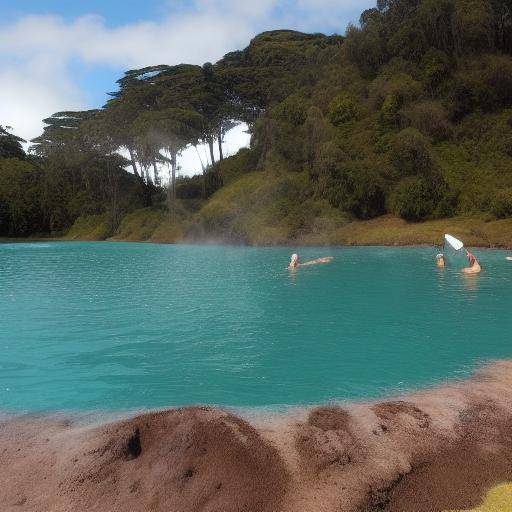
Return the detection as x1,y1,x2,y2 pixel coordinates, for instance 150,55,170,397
311,150,386,220
421,49,451,91
390,176,439,221
271,94,309,126
403,101,451,140
369,73,423,110
387,21,427,62
390,128,434,175
344,23,386,76
432,189,459,218
452,0,494,55
345,163,386,219
491,189,512,219
328,92,359,126
451,55,512,118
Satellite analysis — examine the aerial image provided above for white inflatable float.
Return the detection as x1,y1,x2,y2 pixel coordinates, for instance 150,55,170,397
444,234,464,252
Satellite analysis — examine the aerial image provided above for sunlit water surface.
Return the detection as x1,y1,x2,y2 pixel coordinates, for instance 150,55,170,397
1,242,511,412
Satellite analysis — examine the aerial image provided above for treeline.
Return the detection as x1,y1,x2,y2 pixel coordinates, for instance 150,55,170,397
0,124,145,236
1,0,512,238
252,0,512,221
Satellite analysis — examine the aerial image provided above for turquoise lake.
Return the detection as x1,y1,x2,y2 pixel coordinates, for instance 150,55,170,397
1,242,511,412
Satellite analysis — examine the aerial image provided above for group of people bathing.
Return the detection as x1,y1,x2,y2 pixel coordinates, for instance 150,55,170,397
436,250,481,274
288,247,482,274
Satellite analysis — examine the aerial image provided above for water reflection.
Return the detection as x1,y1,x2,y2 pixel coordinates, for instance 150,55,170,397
462,272,480,292
287,267,298,284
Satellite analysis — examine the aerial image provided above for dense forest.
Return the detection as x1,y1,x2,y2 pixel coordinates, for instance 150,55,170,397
1,0,512,243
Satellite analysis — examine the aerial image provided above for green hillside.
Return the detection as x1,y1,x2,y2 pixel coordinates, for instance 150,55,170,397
2,0,512,245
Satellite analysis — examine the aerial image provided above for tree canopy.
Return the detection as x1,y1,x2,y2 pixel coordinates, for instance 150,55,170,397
2,0,512,238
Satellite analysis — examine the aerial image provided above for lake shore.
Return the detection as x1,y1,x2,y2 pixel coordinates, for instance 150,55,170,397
2,361,512,512
4,213,512,249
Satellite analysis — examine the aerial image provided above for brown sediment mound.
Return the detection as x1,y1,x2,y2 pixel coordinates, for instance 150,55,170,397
382,402,512,512
0,407,289,512
2,361,512,512
296,406,362,473
373,400,431,432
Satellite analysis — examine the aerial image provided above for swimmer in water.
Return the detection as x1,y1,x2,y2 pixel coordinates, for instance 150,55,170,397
463,249,481,274
436,253,446,268
288,253,333,269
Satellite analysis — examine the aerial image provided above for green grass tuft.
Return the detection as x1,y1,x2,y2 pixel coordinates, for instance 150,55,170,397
65,214,111,241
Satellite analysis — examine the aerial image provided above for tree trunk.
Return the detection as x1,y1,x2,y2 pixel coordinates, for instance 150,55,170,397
143,166,151,185
152,159,160,187
171,151,177,202
217,128,224,161
194,145,207,199
128,147,140,177
166,164,172,218
167,149,177,220
106,157,120,236
129,147,151,206
208,137,216,165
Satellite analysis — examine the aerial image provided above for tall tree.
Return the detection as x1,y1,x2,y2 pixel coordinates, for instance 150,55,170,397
0,126,26,160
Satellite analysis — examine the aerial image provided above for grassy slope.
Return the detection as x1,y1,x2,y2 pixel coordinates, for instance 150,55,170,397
335,215,512,248
65,214,111,241
110,208,183,243
193,171,512,248
63,171,512,248
64,206,187,244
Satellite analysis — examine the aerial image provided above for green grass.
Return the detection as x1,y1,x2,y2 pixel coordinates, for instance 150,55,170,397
194,171,349,245
63,170,512,248
194,170,512,247
111,207,184,243
332,215,512,248
111,208,167,241
66,208,185,243
447,483,512,512
65,214,111,241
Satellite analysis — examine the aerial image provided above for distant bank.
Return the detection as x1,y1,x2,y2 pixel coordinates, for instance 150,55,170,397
4,209,511,249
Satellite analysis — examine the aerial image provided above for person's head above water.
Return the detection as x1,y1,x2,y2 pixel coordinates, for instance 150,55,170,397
290,253,299,268
436,253,445,267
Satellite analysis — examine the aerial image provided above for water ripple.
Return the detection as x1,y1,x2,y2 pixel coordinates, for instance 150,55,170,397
1,242,511,411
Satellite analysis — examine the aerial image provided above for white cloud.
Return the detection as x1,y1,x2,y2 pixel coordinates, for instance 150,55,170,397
178,122,250,177
0,55,87,143
0,0,369,170
0,4,272,144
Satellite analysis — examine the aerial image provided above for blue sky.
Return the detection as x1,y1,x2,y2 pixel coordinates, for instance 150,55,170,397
0,0,373,173
0,0,198,108
0,0,183,27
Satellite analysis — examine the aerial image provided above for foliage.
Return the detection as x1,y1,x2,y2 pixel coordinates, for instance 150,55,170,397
490,188,512,218
193,171,348,244
390,176,440,221
390,128,435,175
402,101,452,140
3,0,512,239
328,93,359,126
0,126,26,159
65,214,112,240
0,159,44,236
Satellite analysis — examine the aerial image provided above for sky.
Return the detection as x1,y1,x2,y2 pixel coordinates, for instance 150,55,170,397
0,0,373,175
